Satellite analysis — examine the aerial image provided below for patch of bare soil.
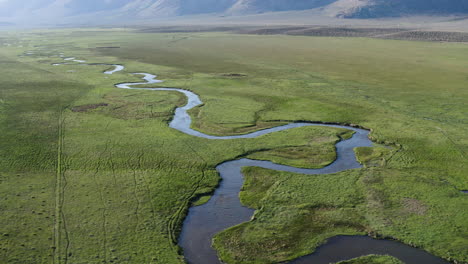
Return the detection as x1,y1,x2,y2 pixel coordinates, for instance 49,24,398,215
378,30,468,42
402,198,428,215
222,73,248,78
135,25,468,42
240,26,468,42
71,103,108,112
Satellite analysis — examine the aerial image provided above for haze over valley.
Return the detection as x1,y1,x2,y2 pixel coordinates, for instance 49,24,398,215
0,1,467,264
1,0,468,27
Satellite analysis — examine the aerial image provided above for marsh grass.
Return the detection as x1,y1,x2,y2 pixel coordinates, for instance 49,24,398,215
0,29,466,263
336,255,404,264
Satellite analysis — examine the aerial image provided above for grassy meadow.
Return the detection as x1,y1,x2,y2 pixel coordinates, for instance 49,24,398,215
337,255,404,264
0,29,466,263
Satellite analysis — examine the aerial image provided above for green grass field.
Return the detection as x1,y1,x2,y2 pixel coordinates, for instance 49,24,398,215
0,29,466,263
336,255,404,264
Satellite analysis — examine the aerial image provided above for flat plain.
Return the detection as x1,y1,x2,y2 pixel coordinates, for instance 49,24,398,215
0,29,466,264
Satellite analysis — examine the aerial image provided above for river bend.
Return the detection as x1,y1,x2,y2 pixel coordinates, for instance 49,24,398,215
57,61,449,264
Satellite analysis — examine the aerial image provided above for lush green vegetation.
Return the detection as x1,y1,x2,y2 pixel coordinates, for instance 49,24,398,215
214,167,367,263
336,255,404,264
0,29,466,263
355,146,394,168
246,130,354,169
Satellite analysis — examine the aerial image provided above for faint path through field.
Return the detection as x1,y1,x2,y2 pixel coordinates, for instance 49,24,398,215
53,59,450,264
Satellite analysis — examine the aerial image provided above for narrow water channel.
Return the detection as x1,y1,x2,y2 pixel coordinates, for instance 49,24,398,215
58,61,450,264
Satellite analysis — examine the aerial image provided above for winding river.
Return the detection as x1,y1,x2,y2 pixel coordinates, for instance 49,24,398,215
56,59,450,264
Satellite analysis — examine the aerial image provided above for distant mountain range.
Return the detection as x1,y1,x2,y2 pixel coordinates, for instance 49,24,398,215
1,0,468,25
334,0,468,18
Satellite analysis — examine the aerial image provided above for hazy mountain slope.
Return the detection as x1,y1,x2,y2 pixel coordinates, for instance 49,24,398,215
0,0,132,18
121,0,236,17
1,0,468,25
178,0,237,15
227,0,336,14
0,0,53,17
119,0,180,17
0,0,236,20
64,0,132,15
339,0,468,18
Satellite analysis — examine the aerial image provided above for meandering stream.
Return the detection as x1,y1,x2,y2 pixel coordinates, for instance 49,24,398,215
58,60,449,264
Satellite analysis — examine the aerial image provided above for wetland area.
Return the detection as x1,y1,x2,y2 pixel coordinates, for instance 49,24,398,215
0,29,466,264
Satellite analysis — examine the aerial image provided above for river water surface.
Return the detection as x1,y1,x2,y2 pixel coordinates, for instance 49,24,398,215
60,61,450,264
